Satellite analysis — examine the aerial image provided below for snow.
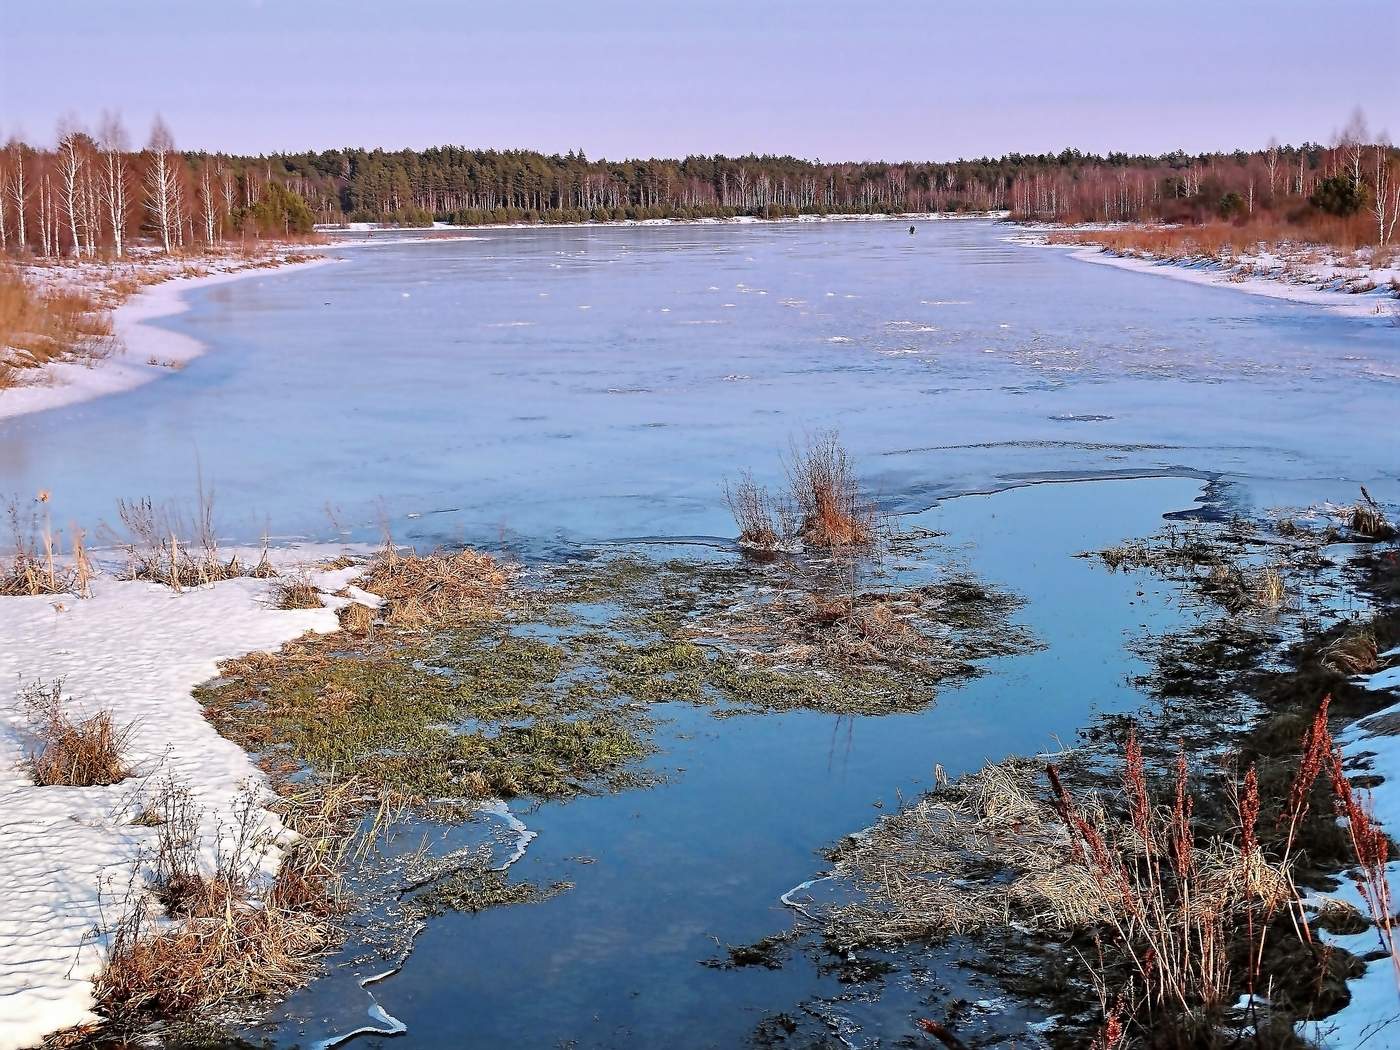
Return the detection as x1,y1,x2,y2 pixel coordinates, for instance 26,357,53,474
0,255,338,424
0,546,364,1050
1309,658,1400,1047
1014,230,1400,322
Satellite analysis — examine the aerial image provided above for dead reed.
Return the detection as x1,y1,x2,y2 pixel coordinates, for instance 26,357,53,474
360,540,516,627
96,780,351,1023
272,575,323,610
0,265,114,387
723,431,876,552
1,496,92,597
23,680,133,787
1349,486,1396,541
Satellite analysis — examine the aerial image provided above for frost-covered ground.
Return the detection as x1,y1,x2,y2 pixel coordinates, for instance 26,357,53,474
1015,228,1400,322
0,547,365,1050
0,249,335,423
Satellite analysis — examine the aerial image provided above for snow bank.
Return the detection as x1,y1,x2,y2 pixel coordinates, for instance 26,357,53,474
1014,232,1400,322
0,256,338,424
0,547,362,1050
1310,650,1400,1048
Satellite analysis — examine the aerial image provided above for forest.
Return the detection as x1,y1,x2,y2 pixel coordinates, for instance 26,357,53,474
2,109,1397,256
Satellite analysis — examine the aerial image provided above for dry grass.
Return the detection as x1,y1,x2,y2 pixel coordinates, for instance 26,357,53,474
1253,565,1287,609
1,497,93,597
1322,627,1380,675
337,601,375,634
1048,216,1382,261
0,265,114,387
724,431,876,552
273,575,323,610
103,490,276,590
1348,486,1396,540
95,779,351,1023
786,431,875,548
360,541,516,627
724,471,785,550
23,680,133,787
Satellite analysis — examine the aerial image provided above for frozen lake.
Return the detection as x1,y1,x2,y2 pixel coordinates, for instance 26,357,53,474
4,219,1397,1047
2,220,1395,548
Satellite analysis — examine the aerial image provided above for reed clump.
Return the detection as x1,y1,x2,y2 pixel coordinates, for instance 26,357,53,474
826,701,1400,1045
1,496,93,597
724,431,876,553
95,781,350,1023
273,575,323,610
23,680,133,787
1348,486,1396,541
105,490,276,590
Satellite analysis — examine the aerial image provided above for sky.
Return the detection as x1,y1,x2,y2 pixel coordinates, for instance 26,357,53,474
4,0,1398,160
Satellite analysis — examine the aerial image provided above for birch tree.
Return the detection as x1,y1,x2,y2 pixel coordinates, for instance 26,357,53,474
6,141,28,249
97,112,130,257
56,126,88,257
144,117,180,252
1374,145,1399,247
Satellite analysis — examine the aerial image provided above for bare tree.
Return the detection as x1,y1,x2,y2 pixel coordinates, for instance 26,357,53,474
6,141,29,249
1340,107,1370,185
55,123,89,257
1265,138,1280,196
1374,144,1400,247
197,160,219,244
97,112,130,257
144,116,179,252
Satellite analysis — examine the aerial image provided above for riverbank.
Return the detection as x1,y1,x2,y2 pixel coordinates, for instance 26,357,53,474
0,543,364,1050
0,249,336,423
1013,225,1400,322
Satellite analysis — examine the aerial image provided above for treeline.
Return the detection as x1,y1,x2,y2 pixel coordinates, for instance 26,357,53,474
0,115,316,260
1009,110,1399,247
3,108,1398,258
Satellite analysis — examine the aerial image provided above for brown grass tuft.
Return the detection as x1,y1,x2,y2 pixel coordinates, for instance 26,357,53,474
337,601,375,634
1322,627,1380,675
786,431,875,549
273,575,323,610
23,680,133,787
361,542,516,627
95,781,350,1023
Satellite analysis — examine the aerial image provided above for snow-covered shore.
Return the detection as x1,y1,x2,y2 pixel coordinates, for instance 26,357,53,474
0,547,366,1050
1013,229,1400,322
0,253,337,424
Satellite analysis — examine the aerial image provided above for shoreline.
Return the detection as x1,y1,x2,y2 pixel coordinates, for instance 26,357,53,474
0,545,365,1050
0,254,338,425
1012,228,1400,322
315,209,1009,244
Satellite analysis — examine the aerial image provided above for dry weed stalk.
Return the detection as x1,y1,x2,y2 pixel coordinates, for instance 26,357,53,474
23,680,133,787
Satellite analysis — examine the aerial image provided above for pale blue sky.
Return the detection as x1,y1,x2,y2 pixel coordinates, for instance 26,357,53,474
4,0,1397,159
